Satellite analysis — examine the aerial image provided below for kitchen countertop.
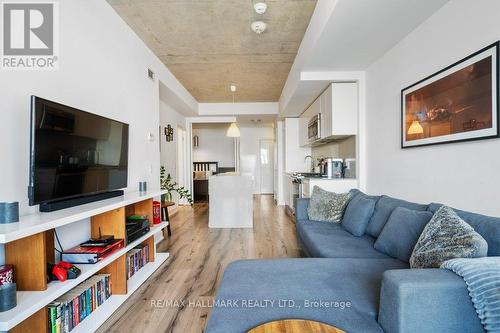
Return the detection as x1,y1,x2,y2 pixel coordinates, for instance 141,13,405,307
284,172,356,181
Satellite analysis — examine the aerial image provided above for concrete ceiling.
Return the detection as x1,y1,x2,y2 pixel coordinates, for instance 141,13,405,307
107,0,317,103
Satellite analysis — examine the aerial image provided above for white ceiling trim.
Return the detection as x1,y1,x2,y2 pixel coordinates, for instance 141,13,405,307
198,102,279,116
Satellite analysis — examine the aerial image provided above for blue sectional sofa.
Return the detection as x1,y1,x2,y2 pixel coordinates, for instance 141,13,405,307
205,190,500,333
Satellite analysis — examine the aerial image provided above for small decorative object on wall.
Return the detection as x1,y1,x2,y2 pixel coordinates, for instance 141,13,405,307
193,135,199,147
164,125,174,142
402,41,499,148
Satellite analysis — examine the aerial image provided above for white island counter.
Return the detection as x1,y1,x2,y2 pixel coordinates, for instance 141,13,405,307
208,173,254,228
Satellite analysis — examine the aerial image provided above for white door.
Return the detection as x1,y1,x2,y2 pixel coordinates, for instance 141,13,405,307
177,126,186,204
259,139,274,194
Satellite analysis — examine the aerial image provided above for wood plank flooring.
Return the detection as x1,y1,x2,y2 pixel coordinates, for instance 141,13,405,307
97,195,300,333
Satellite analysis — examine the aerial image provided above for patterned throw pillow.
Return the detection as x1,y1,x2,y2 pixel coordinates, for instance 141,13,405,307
307,186,351,223
409,206,488,268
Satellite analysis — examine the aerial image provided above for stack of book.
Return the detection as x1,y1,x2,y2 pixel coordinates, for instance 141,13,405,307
47,274,111,333
126,244,150,279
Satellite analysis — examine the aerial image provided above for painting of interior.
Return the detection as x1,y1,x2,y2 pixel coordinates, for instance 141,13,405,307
402,42,498,148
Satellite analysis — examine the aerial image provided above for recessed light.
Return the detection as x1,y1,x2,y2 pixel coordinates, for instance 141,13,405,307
254,2,267,14
251,21,267,34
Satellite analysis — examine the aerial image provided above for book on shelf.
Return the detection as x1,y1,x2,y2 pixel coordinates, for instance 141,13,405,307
126,244,150,279
61,239,124,264
47,274,111,333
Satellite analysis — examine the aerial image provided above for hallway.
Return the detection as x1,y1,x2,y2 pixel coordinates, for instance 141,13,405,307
98,195,300,333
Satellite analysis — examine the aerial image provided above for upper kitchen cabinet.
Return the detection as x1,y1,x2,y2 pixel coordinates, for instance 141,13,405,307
321,82,358,139
298,82,358,147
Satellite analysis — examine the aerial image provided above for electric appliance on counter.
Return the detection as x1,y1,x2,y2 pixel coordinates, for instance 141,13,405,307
344,159,356,179
323,158,344,178
29,96,130,212
308,113,321,142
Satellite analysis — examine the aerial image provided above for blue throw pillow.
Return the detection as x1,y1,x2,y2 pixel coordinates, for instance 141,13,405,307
374,207,433,262
366,195,428,238
342,195,376,236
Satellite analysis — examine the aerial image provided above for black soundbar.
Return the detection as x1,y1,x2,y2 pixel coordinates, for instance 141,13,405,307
39,190,124,212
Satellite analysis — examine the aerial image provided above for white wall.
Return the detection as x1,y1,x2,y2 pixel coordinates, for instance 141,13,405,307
160,101,186,177
365,0,500,215
0,0,195,215
159,101,187,205
0,0,196,259
239,125,275,194
192,124,235,167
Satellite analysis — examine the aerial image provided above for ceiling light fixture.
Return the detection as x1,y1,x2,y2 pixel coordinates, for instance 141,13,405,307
227,84,241,138
251,21,267,34
254,2,267,14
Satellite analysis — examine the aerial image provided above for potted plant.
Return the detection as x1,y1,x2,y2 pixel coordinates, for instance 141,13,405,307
160,166,193,205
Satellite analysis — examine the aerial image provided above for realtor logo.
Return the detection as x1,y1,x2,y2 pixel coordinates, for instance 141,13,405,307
1,1,59,70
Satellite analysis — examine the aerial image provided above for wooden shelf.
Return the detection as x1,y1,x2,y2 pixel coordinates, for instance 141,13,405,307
70,252,169,333
0,223,167,331
0,190,166,244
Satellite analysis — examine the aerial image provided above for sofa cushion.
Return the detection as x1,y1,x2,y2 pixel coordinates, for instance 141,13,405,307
410,206,488,268
307,186,351,223
204,258,408,333
428,203,500,256
342,195,376,236
374,207,433,262
366,195,428,238
296,220,391,259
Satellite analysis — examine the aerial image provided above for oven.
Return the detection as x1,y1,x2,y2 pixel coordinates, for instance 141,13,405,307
308,113,321,142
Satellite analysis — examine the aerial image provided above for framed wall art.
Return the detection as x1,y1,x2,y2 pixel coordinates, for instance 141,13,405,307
401,41,499,148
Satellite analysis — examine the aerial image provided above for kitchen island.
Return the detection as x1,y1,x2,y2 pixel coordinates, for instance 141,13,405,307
209,173,254,228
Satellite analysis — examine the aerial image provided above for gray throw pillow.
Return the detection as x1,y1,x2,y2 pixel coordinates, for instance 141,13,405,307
374,207,433,262
410,206,488,268
307,186,351,223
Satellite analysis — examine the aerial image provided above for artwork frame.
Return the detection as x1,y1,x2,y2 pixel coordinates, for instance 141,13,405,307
401,41,499,148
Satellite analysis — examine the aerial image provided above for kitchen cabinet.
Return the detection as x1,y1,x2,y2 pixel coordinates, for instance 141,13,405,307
298,117,308,147
284,118,310,172
321,82,358,138
302,178,358,198
298,82,358,146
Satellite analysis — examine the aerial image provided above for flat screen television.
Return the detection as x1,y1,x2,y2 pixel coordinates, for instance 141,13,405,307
29,96,129,211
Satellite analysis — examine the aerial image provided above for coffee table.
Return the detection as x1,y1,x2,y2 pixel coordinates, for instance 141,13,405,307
247,319,345,333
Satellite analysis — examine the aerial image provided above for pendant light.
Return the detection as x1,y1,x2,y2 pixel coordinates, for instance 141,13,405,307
226,84,240,137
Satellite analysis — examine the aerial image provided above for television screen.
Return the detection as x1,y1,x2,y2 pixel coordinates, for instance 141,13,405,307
29,96,129,205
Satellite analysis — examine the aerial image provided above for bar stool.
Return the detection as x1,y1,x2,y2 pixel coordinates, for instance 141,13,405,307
161,201,175,236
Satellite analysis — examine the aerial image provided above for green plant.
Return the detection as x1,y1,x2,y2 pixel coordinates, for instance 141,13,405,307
160,166,193,205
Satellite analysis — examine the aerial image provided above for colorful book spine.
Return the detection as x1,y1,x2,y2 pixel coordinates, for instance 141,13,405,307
126,244,150,279
47,274,111,333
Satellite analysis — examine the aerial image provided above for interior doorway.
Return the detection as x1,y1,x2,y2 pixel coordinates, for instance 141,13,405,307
177,126,187,204
259,139,274,194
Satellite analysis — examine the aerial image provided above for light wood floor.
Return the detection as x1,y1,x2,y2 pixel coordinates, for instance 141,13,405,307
97,195,300,333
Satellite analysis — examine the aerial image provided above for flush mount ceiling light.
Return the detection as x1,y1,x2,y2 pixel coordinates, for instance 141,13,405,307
254,2,267,14
251,21,267,34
